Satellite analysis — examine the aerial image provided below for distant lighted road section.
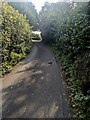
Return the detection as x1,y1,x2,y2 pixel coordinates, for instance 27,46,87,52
32,31,42,42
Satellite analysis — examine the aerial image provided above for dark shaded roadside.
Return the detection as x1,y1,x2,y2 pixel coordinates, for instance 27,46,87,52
2,43,70,118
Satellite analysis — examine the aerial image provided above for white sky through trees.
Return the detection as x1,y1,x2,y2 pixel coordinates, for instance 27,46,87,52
31,0,90,12
30,0,59,12
4,0,90,12
3,0,63,12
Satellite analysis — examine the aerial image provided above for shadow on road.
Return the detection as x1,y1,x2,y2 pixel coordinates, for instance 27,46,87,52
2,60,62,118
2,43,70,118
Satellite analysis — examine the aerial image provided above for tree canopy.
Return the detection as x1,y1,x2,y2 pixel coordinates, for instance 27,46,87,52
9,2,39,30
39,1,90,118
1,1,90,118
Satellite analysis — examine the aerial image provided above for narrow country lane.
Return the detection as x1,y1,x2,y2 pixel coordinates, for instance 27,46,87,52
2,43,70,118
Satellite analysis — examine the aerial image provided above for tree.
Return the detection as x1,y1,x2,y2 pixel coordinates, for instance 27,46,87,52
39,1,90,118
9,2,39,30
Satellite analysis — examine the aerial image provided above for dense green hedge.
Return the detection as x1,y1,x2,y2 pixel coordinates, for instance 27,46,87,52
40,2,90,118
2,3,32,74
9,2,39,30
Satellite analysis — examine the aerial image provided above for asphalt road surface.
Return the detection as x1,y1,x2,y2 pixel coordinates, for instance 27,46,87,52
2,43,70,118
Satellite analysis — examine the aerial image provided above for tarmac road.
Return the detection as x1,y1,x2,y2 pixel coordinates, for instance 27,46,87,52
2,42,70,118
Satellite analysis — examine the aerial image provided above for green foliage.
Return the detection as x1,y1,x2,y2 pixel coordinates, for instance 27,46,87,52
2,2,32,74
40,2,90,118
32,33,39,38
9,2,39,30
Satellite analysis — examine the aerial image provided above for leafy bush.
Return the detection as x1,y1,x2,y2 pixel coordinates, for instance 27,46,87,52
9,2,39,30
40,2,90,118
2,2,32,74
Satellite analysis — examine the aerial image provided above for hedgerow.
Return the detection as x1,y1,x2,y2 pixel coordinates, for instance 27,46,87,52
40,2,90,118
2,3,32,74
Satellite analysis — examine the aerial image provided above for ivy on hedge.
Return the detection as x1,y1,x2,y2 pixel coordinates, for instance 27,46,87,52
39,2,90,118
